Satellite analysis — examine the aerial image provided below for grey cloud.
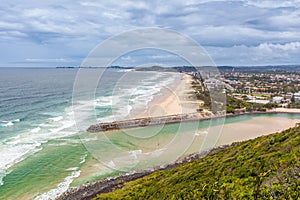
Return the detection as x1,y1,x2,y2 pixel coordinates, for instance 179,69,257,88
0,0,300,66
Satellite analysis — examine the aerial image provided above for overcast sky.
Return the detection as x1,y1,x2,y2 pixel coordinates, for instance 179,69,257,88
1,0,300,67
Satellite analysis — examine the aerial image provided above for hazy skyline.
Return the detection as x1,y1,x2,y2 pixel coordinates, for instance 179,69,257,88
1,0,300,67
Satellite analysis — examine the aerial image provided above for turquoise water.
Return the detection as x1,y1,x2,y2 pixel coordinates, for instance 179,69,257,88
0,68,300,199
84,113,300,172
0,68,183,199
0,141,87,199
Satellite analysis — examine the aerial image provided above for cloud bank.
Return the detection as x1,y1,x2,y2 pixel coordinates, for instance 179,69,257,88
0,0,300,67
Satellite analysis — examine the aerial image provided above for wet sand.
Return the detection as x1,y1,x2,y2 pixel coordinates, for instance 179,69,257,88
180,115,300,155
271,108,300,113
217,116,299,145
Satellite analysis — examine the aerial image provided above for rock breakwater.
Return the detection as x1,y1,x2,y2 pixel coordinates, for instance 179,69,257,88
87,112,213,132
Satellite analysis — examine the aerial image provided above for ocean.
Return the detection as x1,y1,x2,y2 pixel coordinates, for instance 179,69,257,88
0,68,182,199
0,68,300,200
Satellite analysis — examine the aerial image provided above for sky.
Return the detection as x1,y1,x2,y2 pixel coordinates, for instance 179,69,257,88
1,0,300,67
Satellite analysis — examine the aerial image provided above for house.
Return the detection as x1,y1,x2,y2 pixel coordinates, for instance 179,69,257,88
272,96,284,104
247,99,270,104
294,92,300,103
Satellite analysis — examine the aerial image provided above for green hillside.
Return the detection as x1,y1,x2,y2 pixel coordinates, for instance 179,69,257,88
95,125,300,199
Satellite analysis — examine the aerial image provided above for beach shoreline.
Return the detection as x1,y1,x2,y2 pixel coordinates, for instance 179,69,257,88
129,73,201,119
269,108,300,113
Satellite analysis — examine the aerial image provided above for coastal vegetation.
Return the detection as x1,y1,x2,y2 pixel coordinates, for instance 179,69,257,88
191,77,211,109
226,95,277,113
94,125,300,199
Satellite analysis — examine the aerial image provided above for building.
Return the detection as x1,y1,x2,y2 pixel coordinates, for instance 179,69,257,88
272,96,284,104
247,99,270,104
294,92,300,103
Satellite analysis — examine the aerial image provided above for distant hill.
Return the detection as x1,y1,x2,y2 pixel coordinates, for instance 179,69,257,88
107,66,134,70
56,65,300,72
225,65,300,72
135,65,178,72
135,65,300,73
95,125,300,199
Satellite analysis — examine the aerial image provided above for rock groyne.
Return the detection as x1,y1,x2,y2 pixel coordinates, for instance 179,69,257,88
87,112,213,132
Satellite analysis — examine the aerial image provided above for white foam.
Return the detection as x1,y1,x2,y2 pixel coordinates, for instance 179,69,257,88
34,170,81,200
195,131,208,136
49,116,63,122
49,120,75,133
67,111,74,116
79,153,88,164
39,123,53,127
107,160,116,168
1,119,21,127
92,72,180,124
143,148,166,157
129,150,142,159
0,169,11,186
2,121,14,127
47,142,69,147
94,99,113,107
66,167,78,171
31,127,41,133
0,108,79,182
0,142,43,184
0,71,181,190
96,115,119,123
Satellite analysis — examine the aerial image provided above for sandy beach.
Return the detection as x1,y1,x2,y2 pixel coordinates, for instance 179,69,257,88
136,73,202,118
185,115,300,154
216,116,299,146
271,108,300,113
